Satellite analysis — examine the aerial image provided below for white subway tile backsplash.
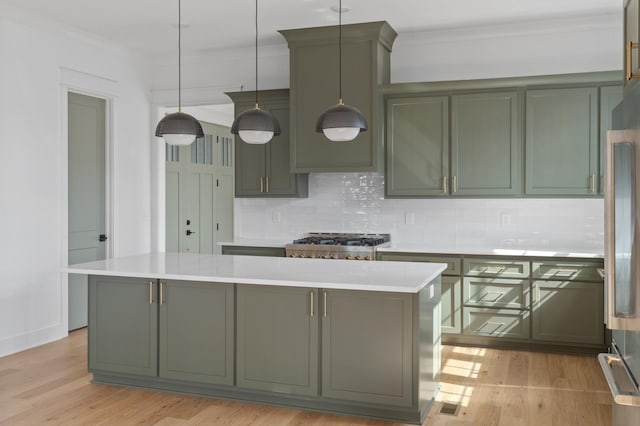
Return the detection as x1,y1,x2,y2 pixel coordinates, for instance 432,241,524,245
234,173,604,253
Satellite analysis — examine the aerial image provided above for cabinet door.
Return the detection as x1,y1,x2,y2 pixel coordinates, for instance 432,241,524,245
88,276,158,376
159,280,234,385
236,285,318,396
451,91,521,195
625,0,640,93
525,87,598,195
265,100,299,196
322,290,413,407
442,276,462,334
386,96,449,197
532,280,604,345
599,85,623,194
234,104,267,196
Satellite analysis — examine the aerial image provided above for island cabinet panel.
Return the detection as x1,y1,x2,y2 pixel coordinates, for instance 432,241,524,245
525,87,599,195
321,289,413,407
220,245,285,257
385,96,449,197
159,280,234,385
451,91,521,195
236,285,319,396
532,280,604,345
88,276,158,376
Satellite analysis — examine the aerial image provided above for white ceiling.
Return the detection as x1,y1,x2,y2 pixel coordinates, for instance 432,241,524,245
0,0,621,57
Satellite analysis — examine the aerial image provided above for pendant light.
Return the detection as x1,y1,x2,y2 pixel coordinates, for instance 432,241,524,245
315,0,367,142
231,0,281,144
155,0,204,146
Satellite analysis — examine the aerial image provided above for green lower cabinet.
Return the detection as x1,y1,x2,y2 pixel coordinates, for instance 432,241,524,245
322,289,414,407
159,280,234,385
462,277,530,310
236,285,318,396
463,307,530,339
532,280,604,345
441,276,462,334
88,275,158,376
220,245,285,257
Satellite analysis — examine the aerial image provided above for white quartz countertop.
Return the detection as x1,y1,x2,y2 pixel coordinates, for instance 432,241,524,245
64,253,447,293
377,245,603,259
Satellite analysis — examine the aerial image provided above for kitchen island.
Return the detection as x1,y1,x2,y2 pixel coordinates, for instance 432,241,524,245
66,253,446,424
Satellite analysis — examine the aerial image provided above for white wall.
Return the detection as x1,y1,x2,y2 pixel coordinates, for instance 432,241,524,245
0,8,153,356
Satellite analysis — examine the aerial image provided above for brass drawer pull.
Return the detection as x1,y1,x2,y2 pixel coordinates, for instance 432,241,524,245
484,266,506,274
148,281,153,304
452,175,458,193
160,282,164,305
266,176,270,193
626,40,640,81
590,174,596,193
443,176,448,193
323,291,328,317
310,291,314,317
259,177,264,193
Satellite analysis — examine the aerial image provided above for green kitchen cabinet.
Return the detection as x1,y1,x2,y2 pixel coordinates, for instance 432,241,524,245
159,280,234,385
532,280,604,345
386,96,449,197
321,289,414,406
226,89,308,198
377,252,462,334
525,87,599,195
625,0,640,93
451,91,521,195
386,91,521,197
599,85,623,194
88,275,158,376
221,245,285,257
280,22,397,173
236,285,318,396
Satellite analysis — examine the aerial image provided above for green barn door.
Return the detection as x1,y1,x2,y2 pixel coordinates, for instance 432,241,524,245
165,121,234,254
68,92,106,331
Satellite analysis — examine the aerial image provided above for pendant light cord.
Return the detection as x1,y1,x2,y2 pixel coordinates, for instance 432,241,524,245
338,0,342,103
178,0,182,112
255,0,259,108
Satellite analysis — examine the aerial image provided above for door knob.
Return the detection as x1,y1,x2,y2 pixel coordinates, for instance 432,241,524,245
186,230,196,236
99,234,108,242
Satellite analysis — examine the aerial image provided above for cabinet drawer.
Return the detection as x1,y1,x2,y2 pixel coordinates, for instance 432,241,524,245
378,252,461,275
463,307,530,339
463,258,529,278
531,261,603,282
463,277,530,309
221,246,286,257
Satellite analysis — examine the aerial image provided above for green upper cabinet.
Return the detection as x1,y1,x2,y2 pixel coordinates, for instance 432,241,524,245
280,22,397,173
385,91,521,197
226,89,308,198
386,96,449,196
451,91,521,195
599,85,623,194
625,0,640,93
525,87,599,196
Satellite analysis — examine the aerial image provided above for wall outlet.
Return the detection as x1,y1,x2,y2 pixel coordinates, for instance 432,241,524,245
500,213,511,226
404,212,415,225
272,211,281,223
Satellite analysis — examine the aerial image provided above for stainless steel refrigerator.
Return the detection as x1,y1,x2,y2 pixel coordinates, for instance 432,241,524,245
600,87,640,426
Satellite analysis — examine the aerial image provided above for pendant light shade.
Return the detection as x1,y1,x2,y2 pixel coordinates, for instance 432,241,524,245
316,0,368,142
231,0,280,144
231,105,281,144
315,101,367,142
156,111,204,146
155,0,203,146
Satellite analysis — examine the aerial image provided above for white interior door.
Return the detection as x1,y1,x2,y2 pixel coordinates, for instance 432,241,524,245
68,92,106,330
165,121,234,254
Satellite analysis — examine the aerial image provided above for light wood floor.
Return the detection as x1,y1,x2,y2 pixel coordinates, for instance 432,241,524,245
0,329,612,425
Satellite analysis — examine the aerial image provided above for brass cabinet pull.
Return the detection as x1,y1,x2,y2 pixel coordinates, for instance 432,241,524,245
590,174,596,193
442,176,448,193
452,175,458,193
148,281,153,304
266,176,270,193
259,177,264,193
310,291,314,317
323,291,328,317
160,282,164,305
626,40,640,81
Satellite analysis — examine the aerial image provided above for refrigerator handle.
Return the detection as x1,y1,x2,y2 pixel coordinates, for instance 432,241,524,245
598,353,640,407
